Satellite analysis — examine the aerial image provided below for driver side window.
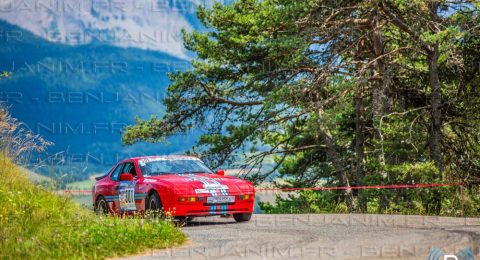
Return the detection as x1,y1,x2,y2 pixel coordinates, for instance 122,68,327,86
123,162,137,178
110,163,124,181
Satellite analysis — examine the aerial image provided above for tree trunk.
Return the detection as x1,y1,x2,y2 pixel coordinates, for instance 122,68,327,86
371,18,390,119
354,91,367,212
428,45,443,176
318,108,354,211
426,45,443,215
371,13,390,177
371,13,391,211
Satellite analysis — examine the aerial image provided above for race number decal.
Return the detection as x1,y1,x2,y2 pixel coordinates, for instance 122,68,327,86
119,182,136,211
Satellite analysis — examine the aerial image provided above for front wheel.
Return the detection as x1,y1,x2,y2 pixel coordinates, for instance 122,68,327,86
233,213,252,222
175,216,194,225
146,192,164,218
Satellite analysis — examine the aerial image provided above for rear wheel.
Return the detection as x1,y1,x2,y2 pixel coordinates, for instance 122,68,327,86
95,196,108,216
233,213,252,222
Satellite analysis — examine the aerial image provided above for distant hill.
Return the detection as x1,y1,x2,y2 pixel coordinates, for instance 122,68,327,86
0,21,199,179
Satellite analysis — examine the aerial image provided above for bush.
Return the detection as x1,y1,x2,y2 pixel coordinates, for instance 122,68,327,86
260,162,480,217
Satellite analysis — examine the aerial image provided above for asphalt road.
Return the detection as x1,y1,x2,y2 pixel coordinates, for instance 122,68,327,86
124,214,480,259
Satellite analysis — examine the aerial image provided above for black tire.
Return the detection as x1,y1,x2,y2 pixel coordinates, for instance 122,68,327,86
146,192,164,217
175,216,194,221
175,216,194,225
233,213,252,222
95,196,108,216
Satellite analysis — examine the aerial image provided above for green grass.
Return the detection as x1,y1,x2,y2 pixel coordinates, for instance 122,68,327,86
0,156,186,259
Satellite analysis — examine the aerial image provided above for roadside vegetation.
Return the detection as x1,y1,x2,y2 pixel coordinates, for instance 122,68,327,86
122,0,480,216
0,156,185,259
260,186,480,217
0,105,185,259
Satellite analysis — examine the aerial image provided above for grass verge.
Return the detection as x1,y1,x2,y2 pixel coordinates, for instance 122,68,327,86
0,156,185,259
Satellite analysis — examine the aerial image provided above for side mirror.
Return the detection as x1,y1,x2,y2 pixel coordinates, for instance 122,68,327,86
119,173,133,182
216,169,225,176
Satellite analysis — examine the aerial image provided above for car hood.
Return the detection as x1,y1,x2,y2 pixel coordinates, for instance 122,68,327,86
144,173,254,195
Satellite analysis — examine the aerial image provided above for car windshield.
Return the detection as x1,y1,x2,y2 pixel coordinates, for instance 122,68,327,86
138,158,213,176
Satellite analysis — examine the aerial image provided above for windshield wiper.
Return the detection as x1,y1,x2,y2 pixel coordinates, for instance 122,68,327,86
146,171,174,176
180,171,210,174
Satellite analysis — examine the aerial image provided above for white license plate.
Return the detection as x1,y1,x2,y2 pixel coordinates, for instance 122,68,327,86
206,196,235,204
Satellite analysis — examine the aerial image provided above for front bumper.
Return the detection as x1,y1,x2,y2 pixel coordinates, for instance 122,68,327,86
166,194,255,216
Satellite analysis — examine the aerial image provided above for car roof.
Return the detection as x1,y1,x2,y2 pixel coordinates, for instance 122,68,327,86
123,155,199,162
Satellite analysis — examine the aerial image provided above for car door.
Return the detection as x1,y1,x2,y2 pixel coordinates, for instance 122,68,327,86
113,161,139,213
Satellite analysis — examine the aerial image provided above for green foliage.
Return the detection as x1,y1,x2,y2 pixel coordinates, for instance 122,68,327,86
122,0,320,171
0,156,185,259
263,162,480,216
123,0,480,214
260,190,339,214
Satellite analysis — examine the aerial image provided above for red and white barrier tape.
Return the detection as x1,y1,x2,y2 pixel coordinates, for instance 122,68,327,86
255,183,463,192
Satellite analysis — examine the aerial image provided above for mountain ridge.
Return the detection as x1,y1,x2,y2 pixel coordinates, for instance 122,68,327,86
0,20,199,180
0,0,207,58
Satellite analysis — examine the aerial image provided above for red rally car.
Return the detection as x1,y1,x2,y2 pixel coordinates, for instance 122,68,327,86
92,155,255,222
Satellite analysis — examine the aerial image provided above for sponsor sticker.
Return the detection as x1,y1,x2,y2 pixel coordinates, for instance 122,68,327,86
195,189,210,194
203,184,229,190
138,156,200,166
